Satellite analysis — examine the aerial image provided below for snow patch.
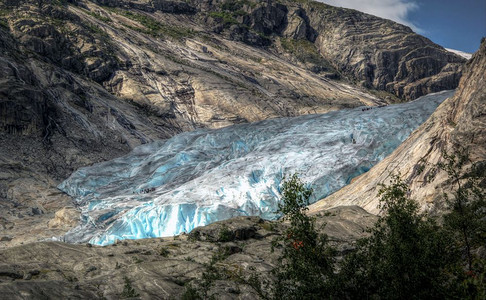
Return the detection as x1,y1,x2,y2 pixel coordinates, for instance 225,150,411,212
446,48,472,60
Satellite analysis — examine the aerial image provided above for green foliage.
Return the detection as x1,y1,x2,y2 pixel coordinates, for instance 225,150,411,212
232,10,249,17
273,173,336,299
121,10,163,34
120,276,139,298
0,7,10,30
367,88,402,103
336,174,458,299
209,11,238,26
0,18,8,30
179,150,484,299
86,23,106,36
131,256,144,264
84,9,112,23
157,247,170,257
52,0,68,7
438,152,486,265
112,8,194,39
181,283,202,300
436,150,486,298
217,225,234,242
243,272,268,299
220,0,256,11
182,247,229,299
280,38,335,72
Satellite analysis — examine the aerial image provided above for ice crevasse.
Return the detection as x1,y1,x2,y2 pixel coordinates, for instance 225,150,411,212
58,90,454,245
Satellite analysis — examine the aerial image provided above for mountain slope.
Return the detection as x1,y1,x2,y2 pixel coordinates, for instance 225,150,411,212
0,0,466,247
296,0,466,100
309,38,486,214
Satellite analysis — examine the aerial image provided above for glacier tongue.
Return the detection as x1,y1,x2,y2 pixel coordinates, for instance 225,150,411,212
59,90,454,245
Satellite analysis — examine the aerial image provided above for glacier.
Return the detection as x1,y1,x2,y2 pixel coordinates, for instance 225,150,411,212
58,90,454,245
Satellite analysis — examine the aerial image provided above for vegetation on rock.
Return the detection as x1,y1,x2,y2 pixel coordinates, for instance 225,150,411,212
272,153,485,299
336,174,458,299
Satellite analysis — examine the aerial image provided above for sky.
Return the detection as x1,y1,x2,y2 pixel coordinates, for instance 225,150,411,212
318,0,486,53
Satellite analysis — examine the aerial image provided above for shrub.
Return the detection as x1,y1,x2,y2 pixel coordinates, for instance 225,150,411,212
120,276,139,298
436,150,486,298
336,174,460,299
272,173,335,299
217,225,234,242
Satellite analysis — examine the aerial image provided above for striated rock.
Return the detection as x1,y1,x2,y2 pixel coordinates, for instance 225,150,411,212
191,0,465,100
301,1,465,100
283,7,316,41
189,216,261,242
309,38,486,215
150,0,197,14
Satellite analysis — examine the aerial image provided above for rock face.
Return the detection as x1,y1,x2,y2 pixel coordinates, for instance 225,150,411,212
304,2,465,100
0,207,377,299
48,207,80,229
191,0,466,100
309,38,486,215
0,0,465,247
0,1,478,297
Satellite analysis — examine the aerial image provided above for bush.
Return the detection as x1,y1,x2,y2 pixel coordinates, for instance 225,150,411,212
270,151,485,299
436,151,486,298
272,174,335,299
209,11,238,26
336,174,458,299
120,276,139,298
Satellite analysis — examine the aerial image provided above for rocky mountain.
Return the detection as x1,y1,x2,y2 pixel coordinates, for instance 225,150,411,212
309,38,486,215
0,36,480,300
0,0,465,247
0,0,483,298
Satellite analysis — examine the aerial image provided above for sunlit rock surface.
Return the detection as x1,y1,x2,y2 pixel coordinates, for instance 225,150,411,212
59,90,454,245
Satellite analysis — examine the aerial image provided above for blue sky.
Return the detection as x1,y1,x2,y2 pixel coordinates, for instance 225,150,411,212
318,0,486,53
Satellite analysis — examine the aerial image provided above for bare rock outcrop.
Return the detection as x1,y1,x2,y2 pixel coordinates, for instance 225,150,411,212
48,207,80,229
0,206,376,299
188,0,466,100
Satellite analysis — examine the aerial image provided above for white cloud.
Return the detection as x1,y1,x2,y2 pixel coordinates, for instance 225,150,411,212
317,0,423,33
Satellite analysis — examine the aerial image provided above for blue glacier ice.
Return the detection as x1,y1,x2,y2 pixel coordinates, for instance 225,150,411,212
58,90,454,245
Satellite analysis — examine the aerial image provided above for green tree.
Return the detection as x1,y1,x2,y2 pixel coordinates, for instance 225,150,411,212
436,150,486,298
272,174,335,300
336,174,457,299
437,152,486,269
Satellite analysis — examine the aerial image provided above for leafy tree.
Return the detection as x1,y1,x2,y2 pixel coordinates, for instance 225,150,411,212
272,174,335,300
435,150,486,298
336,174,458,299
437,151,486,268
